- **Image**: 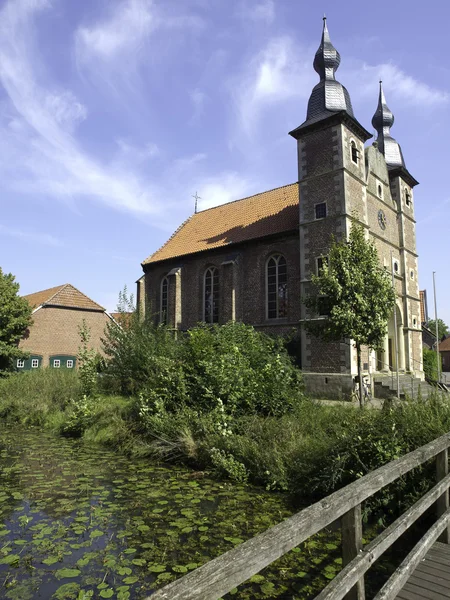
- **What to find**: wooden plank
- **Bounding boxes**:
[374,507,450,600]
[396,588,433,600]
[403,580,450,600]
[408,571,450,596]
[415,562,450,581]
[149,434,450,600]
[315,473,450,600]
[436,448,450,543]
[341,505,365,600]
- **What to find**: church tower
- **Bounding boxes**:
[289,19,422,398]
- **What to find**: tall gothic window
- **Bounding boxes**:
[204,267,219,323]
[160,276,168,324]
[266,255,287,319]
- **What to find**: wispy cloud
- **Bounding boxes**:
[236,0,275,24]
[189,88,207,122]
[197,172,253,210]
[231,36,314,135]
[0,224,62,246]
[343,61,450,107]
[75,0,156,65]
[0,0,162,216]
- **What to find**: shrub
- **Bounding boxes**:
[182,322,303,416]
[423,348,442,381]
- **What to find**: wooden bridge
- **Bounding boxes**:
[150,433,450,600]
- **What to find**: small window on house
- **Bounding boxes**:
[53,359,60,368]
[351,141,358,164]
[413,318,417,327]
[393,260,399,273]
[315,202,327,220]
[31,359,39,368]
[316,255,329,276]
[67,360,74,368]
[317,296,332,317]
[160,276,169,325]
[405,190,411,207]
[17,359,24,368]
[410,270,414,280]
[267,255,288,319]
[377,184,383,199]
[204,267,219,323]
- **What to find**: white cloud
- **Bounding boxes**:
[189,88,206,122]
[0,0,162,216]
[343,61,449,107]
[75,0,156,63]
[231,36,314,135]
[0,224,62,246]
[197,172,253,210]
[236,0,275,24]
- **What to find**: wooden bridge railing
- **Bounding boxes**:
[149,433,450,600]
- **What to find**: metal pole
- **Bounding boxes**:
[391,252,400,399]
[433,271,440,384]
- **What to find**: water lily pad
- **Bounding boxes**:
[43,556,59,565]
[117,567,132,575]
[99,590,114,598]
[172,565,188,573]
[148,564,166,573]
[249,574,265,583]
[122,576,139,584]
[55,568,81,579]
[0,554,20,565]
[123,548,136,554]
[90,530,104,538]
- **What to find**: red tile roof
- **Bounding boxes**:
[142,183,299,265]
[439,337,450,352]
[24,284,104,312]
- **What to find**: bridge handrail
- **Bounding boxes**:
[149,432,450,600]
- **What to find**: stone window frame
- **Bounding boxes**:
[31,358,39,368]
[377,182,383,200]
[17,359,24,368]
[316,255,329,276]
[404,188,412,208]
[350,139,359,165]
[203,266,219,324]
[160,276,169,325]
[392,259,400,274]
[266,254,288,320]
[314,201,327,220]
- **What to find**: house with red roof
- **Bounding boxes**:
[18,284,112,370]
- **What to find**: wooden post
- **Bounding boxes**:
[341,505,365,600]
[436,448,450,543]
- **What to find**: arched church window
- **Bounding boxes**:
[405,189,411,207]
[351,141,358,164]
[266,255,287,319]
[204,267,219,323]
[160,276,168,324]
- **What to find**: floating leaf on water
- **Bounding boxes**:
[14,539,27,545]
[117,567,132,576]
[43,556,59,565]
[326,543,338,550]
[90,530,104,538]
[181,527,193,534]
[249,574,265,583]
[122,576,139,584]
[198,526,208,532]
[140,543,153,549]
[172,565,188,573]
[132,558,146,566]
[224,537,244,545]
[123,548,136,554]
[97,583,108,590]
[148,564,166,573]
[55,568,81,579]
[156,572,173,583]
[0,554,20,565]
[99,589,114,598]
[260,582,275,594]
[297,572,307,578]
[137,525,150,532]
[186,563,197,570]
[0,529,11,537]
[324,572,336,580]
[51,582,81,599]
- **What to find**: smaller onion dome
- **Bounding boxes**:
[372,81,406,169]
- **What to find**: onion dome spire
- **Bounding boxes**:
[305,17,354,122]
[372,81,406,168]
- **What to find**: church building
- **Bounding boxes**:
[139,19,423,399]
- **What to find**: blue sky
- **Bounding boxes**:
[1,0,449,325]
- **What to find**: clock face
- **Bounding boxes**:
[378,209,387,230]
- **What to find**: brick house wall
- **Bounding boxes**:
[143,230,301,339]
[19,306,111,367]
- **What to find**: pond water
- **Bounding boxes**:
[0,427,342,600]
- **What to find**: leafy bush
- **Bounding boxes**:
[423,348,441,381]
[182,322,303,416]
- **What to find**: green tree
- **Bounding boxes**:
[77,320,98,397]
[305,223,396,407]
[427,318,449,341]
[0,268,33,375]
